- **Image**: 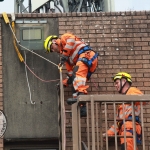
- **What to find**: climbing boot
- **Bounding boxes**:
[79,103,87,117]
[66,92,87,117]
[66,92,84,105]
[66,97,77,105]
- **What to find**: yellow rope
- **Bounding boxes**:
[2,12,24,62]
[12,22,24,62]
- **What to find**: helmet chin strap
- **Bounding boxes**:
[119,79,128,94]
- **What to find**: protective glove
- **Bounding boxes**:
[59,56,68,67]
[63,78,69,87]
[66,73,73,85]
[63,74,73,87]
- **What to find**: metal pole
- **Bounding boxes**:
[104,103,108,150]
[113,102,118,150]
[60,70,66,150]
[140,102,145,150]
[91,96,95,150]
[29,0,32,13]
[131,102,137,150]
[72,103,79,150]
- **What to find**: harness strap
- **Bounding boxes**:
[77,46,98,80]
[88,52,99,66]
[118,116,142,144]
[78,52,99,68]
[78,52,98,80]
[78,45,92,55]
[126,129,142,144]
[128,115,141,123]
[118,116,140,128]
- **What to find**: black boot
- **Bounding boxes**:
[66,97,77,105]
[79,104,87,117]
[66,92,87,117]
[66,92,84,105]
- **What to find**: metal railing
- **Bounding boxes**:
[71,94,150,150]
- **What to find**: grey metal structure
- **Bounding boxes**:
[14,0,110,13]
[14,0,29,13]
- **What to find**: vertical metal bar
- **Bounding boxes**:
[91,95,95,150]
[104,103,108,150]
[140,102,145,150]
[60,71,66,150]
[78,103,82,150]
[77,0,84,12]
[58,91,61,150]
[72,103,79,150]
[87,102,90,150]
[113,102,118,150]
[99,102,103,150]
[122,102,127,150]
[96,102,100,150]
[29,0,32,13]
[131,102,137,150]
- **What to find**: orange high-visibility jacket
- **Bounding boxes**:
[56,33,98,95]
[56,33,87,75]
[107,87,143,135]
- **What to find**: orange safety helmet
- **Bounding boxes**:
[44,35,58,53]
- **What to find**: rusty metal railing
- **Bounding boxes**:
[58,71,66,150]
[71,94,150,150]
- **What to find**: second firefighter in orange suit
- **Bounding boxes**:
[106,72,145,150]
[44,33,98,116]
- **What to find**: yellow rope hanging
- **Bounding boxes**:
[2,12,24,62]
[12,22,24,62]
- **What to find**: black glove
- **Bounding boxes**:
[59,56,68,67]
[66,73,73,85]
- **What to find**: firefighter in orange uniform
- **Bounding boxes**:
[44,33,98,116]
[107,72,143,150]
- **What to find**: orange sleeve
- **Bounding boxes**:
[61,34,75,57]
[65,61,74,73]
[126,87,147,105]
[107,124,119,135]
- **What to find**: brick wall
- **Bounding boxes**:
[57,11,150,149]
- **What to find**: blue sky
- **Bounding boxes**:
[0,0,150,13]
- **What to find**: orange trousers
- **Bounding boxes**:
[73,51,98,94]
[120,121,141,150]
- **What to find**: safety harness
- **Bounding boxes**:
[118,115,142,144]
[77,45,99,80]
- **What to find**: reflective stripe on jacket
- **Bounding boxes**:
[56,33,86,65]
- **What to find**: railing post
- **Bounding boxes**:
[113,102,118,150]
[60,70,66,150]
[140,102,145,150]
[91,95,96,150]
[99,102,103,150]
[131,102,137,150]
[72,102,79,150]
